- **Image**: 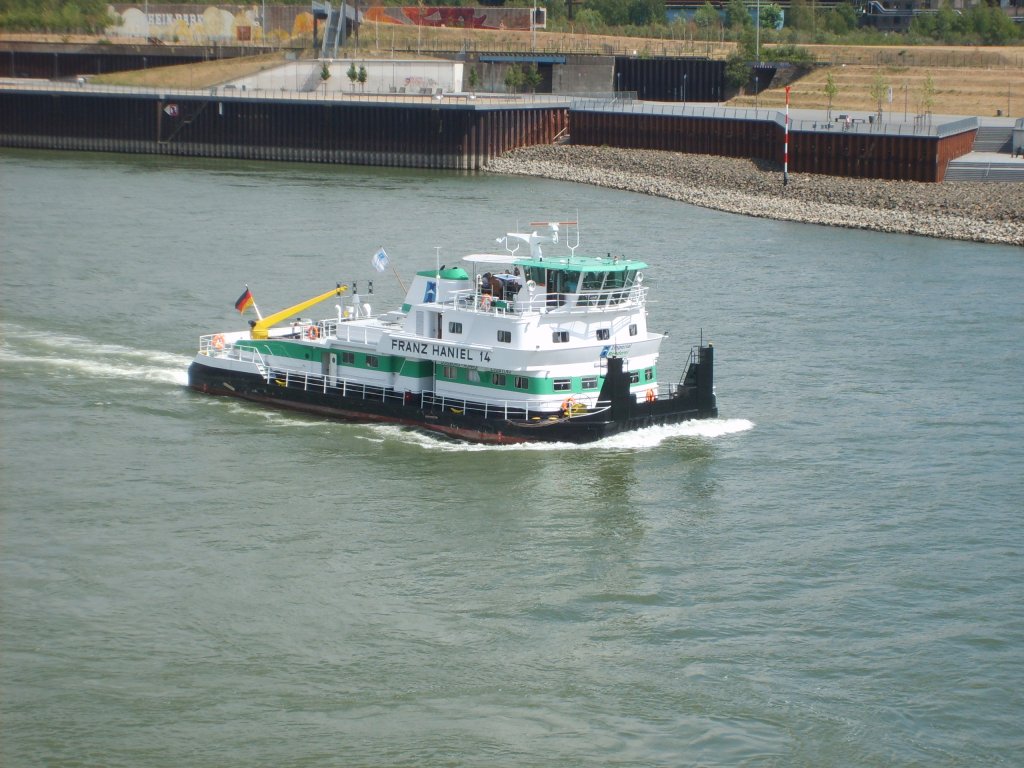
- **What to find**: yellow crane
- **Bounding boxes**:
[249,284,347,340]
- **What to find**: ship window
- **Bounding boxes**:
[492,373,507,386]
[341,351,355,364]
[629,324,638,336]
[514,376,529,390]
[596,328,610,340]
[629,371,640,384]
[645,368,654,381]
[497,330,512,343]
[553,378,571,391]
[552,330,569,343]
[442,365,456,379]
[448,321,463,334]
[582,376,598,390]
[366,355,379,368]
[468,370,481,383]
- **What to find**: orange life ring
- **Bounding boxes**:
[306,325,321,340]
[645,388,656,403]
[211,334,225,351]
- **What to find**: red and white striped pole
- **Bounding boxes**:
[784,85,790,187]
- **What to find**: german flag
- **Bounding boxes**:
[234,287,254,314]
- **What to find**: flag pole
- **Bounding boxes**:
[391,262,407,293]
[249,285,264,320]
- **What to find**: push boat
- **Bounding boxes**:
[187,221,718,444]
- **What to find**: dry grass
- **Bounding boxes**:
[89,52,288,89]
[736,43,1024,117]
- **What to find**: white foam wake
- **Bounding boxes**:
[0,323,191,386]
[362,418,754,452]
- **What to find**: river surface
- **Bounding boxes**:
[1,149,1022,767]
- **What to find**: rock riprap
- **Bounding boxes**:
[486,146,1023,247]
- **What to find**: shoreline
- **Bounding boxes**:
[486,146,1024,247]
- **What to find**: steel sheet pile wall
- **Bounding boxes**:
[0,90,568,170]
[614,57,726,103]
[572,111,776,160]
[0,50,204,78]
[572,109,965,182]
[789,128,962,182]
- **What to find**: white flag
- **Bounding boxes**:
[371,248,389,273]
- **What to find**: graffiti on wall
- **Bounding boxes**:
[106,4,541,43]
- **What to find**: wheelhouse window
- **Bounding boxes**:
[366,355,380,369]
[341,351,355,364]
[492,373,507,386]
[629,324,638,336]
[442,365,457,379]
[468,370,481,383]
[645,368,654,381]
[629,371,640,384]
[582,376,598,390]
[552,330,569,343]
[497,330,512,343]
[596,328,610,341]
[553,378,572,391]
[448,321,463,334]
[514,376,529,390]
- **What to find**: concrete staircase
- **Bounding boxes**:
[944,160,1024,182]
[972,126,1013,153]
[944,124,1024,182]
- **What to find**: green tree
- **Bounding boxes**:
[627,0,667,26]
[346,61,357,90]
[920,72,936,116]
[694,1,720,52]
[725,52,750,90]
[869,70,889,122]
[467,65,480,93]
[760,3,783,30]
[321,61,332,94]
[357,64,367,91]
[823,2,858,35]
[785,0,814,32]
[584,0,628,26]
[573,7,605,32]
[725,0,752,30]
[504,64,525,94]
[523,62,543,92]
[966,3,1020,44]
[824,71,838,120]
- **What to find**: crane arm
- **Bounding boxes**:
[250,284,347,339]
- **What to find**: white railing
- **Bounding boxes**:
[444,285,646,315]
[262,363,615,421]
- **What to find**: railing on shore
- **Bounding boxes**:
[571,97,977,138]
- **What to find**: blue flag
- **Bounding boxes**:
[371,248,389,273]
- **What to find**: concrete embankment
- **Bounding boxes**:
[487,145,1024,246]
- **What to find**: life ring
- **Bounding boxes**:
[211,334,225,351]
[305,325,321,340]
[645,388,656,403]
[561,397,584,417]
[480,294,492,311]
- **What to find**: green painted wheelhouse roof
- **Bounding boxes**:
[515,255,648,272]
[416,267,470,279]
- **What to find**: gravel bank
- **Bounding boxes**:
[486,146,1024,247]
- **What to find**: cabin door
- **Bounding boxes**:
[322,352,337,385]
